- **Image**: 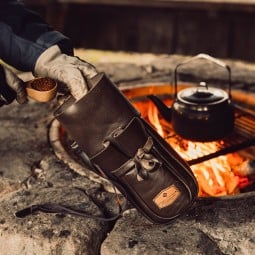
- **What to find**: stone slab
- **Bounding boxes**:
[101,195,255,255]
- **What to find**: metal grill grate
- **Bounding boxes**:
[181,107,255,165]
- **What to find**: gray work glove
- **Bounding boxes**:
[0,64,27,107]
[34,45,98,100]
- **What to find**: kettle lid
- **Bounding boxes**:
[177,82,228,104]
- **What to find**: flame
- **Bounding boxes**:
[132,99,249,197]
[147,101,164,137]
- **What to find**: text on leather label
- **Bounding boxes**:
[153,185,181,209]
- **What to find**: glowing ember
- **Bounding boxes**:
[132,99,250,197]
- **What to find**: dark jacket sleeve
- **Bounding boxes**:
[0,1,73,71]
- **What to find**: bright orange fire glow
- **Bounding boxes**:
[132,99,249,197]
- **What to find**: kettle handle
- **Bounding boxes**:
[174,53,232,99]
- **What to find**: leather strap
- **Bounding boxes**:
[15,185,127,222]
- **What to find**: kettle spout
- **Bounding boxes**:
[147,95,172,122]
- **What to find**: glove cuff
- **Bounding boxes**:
[0,65,16,106]
[34,45,62,77]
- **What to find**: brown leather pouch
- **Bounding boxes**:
[55,73,198,224]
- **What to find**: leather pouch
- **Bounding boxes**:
[55,73,198,224]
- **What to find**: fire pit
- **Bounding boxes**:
[49,82,255,198]
[125,84,255,197]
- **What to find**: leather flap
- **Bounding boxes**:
[55,73,139,157]
[91,117,148,171]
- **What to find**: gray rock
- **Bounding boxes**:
[0,184,109,255]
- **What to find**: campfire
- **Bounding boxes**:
[123,85,255,198]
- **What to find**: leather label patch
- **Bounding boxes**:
[153,185,181,209]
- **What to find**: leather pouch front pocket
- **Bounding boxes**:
[91,117,148,171]
[91,117,198,223]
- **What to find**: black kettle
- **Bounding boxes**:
[148,53,235,142]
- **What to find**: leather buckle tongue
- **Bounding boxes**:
[111,136,162,182]
[134,137,162,181]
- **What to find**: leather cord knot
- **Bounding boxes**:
[134,137,162,181]
[103,135,162,181]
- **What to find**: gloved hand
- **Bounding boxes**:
[0,64,27,107]
[34,45,98,100]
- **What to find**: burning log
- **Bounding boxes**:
[234,160,255,177]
